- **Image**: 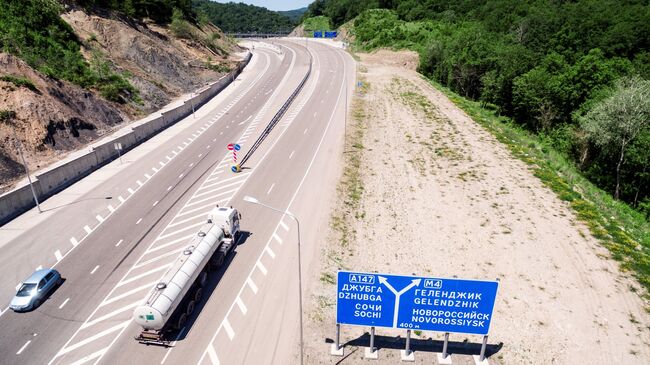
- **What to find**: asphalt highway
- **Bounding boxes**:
[0,38,354,365]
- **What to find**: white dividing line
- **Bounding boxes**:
[145,173,151,179]
[96,215,104,223]
[178,173,184,179]
[90,265,99,275]
[222,319,235,340]
[246,278,258,294]
[16,340,31,355]
[272,233,283,245]
[107,205,115,213]
[127,188,135,194]
[55,250,63,262]
[84,226,92,234]
[238,115,252,125]
[153,200,159,207]
[256,261,268,275]
[303,128,308,134]
[267,183,275,195]
[70,237,79,247]
[235,297,248,315]
[265,246,276,259]
[167,186,173,191]
[279,221,289,231]
[59,298,70,309]
[118,196,125,203]
[136,218,142,225]
[160,326,186,365]
[115,239,123,247]
[289,150,295,159]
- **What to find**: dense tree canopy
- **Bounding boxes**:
[192,0,295,33]
[74,0,194,23]
[305,0,650,208]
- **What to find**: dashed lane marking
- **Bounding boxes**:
[279,221,289,231]
[289,150,294,159]
[222,319,235,340]
[153,201,159,207]
[107,205,115,213]
[90,266,99,275]
[115,239,123,247]
[267,183,275,195]
[265,246,276,259]
[84,226,92,234]
[235,297,247,315]
[59,298,70,309]
[70,237,79,247]
[127,188,135,194]
[16,340,31,355]
[246,278,258,294]
[256,261,268,275]
[55,250,63,262]
[272,233,283,244]
[136,218,142,225]
[96,215,104,223]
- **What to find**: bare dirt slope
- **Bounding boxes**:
[304,49,650,364]
[0,7,239,192]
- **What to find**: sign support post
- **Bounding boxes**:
[331,324,343,356]
[364,327,378,359]
[437,332,452,364]
[400,329,414,361]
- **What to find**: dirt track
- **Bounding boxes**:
[303,49,650,365]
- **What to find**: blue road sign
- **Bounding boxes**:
[313,31,323,38]
[324,31,338,38]
[336,271,498,335]
[234,143,241,151]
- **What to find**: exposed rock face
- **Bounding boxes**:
[0,8,239,192]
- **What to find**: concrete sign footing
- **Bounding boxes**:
[330,344,344,356]
[364,347,378,359]
[472,355,489,365]
[400,350,415,362]
[437,353,453,364]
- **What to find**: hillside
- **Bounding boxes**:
[0,0,239,191]
[192,0,295,33]
[277,7,307,23]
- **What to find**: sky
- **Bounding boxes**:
[210,0,312,11]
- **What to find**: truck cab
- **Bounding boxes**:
[208,206,241,242]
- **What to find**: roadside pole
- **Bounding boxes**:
[13,130,41,213]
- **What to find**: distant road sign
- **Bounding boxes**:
[234,144,241,151]
[336,271,498,335]
[324,31,337,38]
[227,143,234,150]
[313,31,323,38]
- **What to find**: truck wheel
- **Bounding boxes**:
[176,313,187,329]
[198,271,208,287]
[194,288,203,302]
[186,301,195,315]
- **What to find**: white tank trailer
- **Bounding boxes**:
[133,206,241,345]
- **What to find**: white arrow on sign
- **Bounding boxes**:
[378,276,421,327]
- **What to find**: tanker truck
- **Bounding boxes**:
[133,205,241,345]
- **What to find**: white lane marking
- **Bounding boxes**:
[145,173,151,179]
[70,237,79,247]
[303,128,308,134]
[213,138,216,142]
[272,233,283,244]
[152,167,158,172]
[176,202,222,218]
[117,264,172,288]
[134,246,187,269]
[84,226,92,234]
[55,250,63,261]
[55,321,130,356]
[246,278,258,294]
[222,319,235,340]
[313,112,317,117]
[159,161,165,167]
[68,348,105,365]
[107,205,115,213]
[178,173,184,179]
[127,188,135,194]
[160,326,186,364]
[279,221,289,231]
[198,154,203,158]
[207,145,210,149]
[235,297,248,315]
[256,260,268,275]
[15,283,21,291]
[153,200,159,207]
[238,115,252,125]
[118,196,125,203]
[265,246,276,259]
[220,132,223,135]
[136,180,143,187]
[206,344,220,365]
[115,239,123,247]
[59,298,70,309]
[167,186,172,191]
[80,302,140,330]
[157,221,205,240]
[96,215,104,223]
[136,218,142,225]
[267,183,275,195]
[166,212,210,229]
[100,281,157,307]
[90,266,99,275]
[166,156,172,161]
[36,265,43,271]
[189,163,194,167]
[289,150,295,159]
[16,340,31,355]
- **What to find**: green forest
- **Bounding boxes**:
[192,0,296,33]
[74,0,194,23]
[306,0,649,215]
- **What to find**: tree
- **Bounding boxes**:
[579,76,650,199]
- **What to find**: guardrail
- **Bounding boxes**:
[238,49,312,168]
[0,53,252,226]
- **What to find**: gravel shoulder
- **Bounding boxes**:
[303,49,650,365]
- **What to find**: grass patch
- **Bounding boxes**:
[0,75,38,92]
[426,77,650,302]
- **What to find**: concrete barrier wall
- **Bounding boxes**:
[0,52,252,226]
